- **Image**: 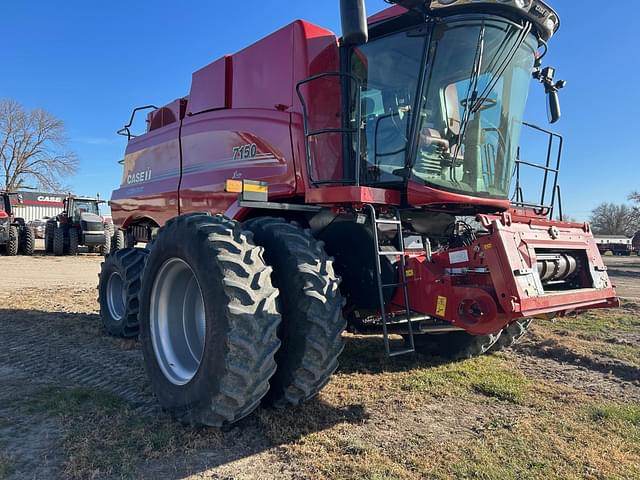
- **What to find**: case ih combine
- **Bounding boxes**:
[101,0,619,427]
[0,192,34,256]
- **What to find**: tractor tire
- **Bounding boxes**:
[99,248,149,338]
[6,225,19,256]
[138,213,281,427]
[488,319,533,353]
[19,226,35,256]
[68,228,79,256]
[45,224,54,253]
[111,229,125,253]
[244,217,346,408]
[410,330,502,361]
[53,226,65,256]
[99,230,112,256]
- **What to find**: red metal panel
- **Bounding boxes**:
[188,56,231,114]
[231,25,295,110]
[110,124,181,228]
[407,179,511,212]
[179,109,297,217]
[396,214,618,335]
[368,5,408,25]
[305,186,401,205]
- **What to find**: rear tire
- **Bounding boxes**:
[53,226,65,256]
[7,225,19,256]
[139,213,281,427]
[68,228,79,256]
[45,224,54,253]
[99,248,149,338]
[245,217,346,408]
[20,227,35,256]
[111,229,125,253]
[99,230,112,256]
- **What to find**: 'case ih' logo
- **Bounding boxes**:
[37,195,62,203]
[127,169,152,185]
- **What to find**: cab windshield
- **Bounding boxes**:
[351,17,537,198]
[72,200,100,217]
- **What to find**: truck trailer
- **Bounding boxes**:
[100,0,619,427]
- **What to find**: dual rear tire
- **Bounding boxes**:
[139,214,283,426]
[101,214,347,427]
[99,248,149,338]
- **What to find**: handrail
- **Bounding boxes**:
[512,121,564,219]
[296,72,363,187]
[117,105,159,141]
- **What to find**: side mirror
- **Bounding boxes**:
[534,66,566,124]
[340,0,368,46]
[547,89,561,124]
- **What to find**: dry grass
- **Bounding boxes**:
[18,386,218,479]
[3,283,639,479]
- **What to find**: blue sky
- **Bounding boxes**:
[1,1,637,220]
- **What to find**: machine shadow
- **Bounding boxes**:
[337,334,451,375]
[0,307,369,477]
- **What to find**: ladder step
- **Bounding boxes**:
[378,251,405,256]
[388,348,415,357]
[381,282,406,288]
[375,219,402,225]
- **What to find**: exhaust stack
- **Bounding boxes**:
[340,0,368,46]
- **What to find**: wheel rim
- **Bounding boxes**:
[106,271,126,322]
[150,258,206,386]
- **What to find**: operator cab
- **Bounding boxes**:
[303,0,563,212]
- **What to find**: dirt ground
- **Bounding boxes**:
[0,252,638,479]
[602,254,640,301]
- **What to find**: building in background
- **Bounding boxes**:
[633,232,640,254]
[11,191,65,222]
[594,235,633,256]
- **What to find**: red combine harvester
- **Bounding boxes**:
[101,0,619,426]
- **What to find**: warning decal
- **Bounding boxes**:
[436,296,447,317]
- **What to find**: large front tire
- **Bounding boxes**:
[411,330,502,360]
[19,226,35,256]
[489,319,533,352]
[139,214,281,427]
[245,218,346,408]
[99,248,149,338]
[45,224,54,253]
[99,230,112,256]
[53,226,65,256]
[7,225,19,256]
[68,228,79,255]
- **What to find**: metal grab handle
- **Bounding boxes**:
[117,105,159,141]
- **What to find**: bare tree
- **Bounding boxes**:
[630,192,640,235]
[590,203,638,236]
[0,98,78,192]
